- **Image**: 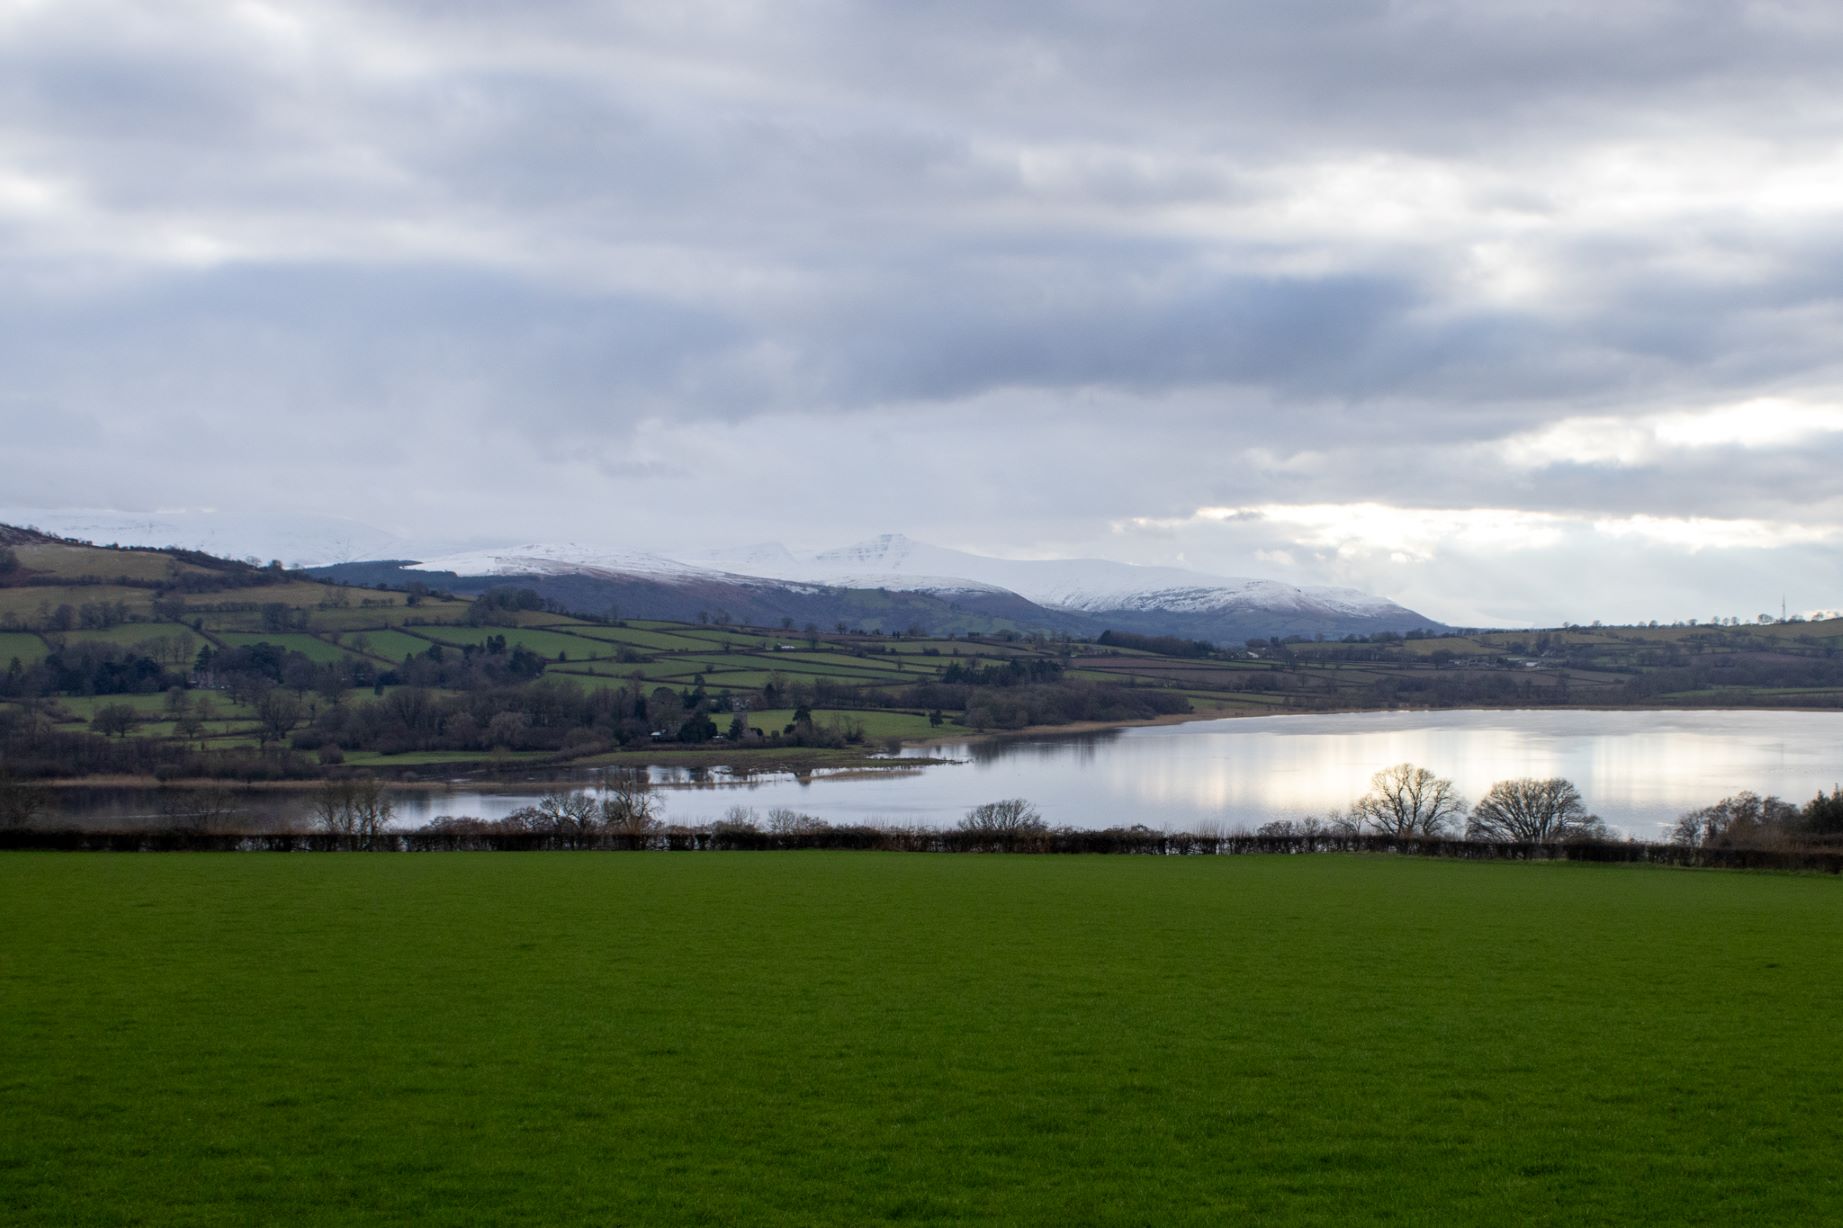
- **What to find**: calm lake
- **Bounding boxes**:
[46,708,1843,839]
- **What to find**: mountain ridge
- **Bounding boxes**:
[712,532,1410,620]
[0,508,1441,641]
[382,532,1441,643]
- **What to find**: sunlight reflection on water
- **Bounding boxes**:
[397,708,1843,840]
[48,709,1843,840]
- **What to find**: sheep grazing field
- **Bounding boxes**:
[4,854,1839,1225]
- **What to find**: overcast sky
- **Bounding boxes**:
[5,1,1843,625]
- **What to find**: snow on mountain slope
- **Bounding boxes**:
[15,510,1433,634]
[797,571,1012,595]
[697,539,1010,595]
[753,533,1412,619]
[411,540,1008,598]
[698,542,803,574]
[409,544,706,581]
[405,543,817,590]
[353,531,1433,632]
[405,531,1409,618]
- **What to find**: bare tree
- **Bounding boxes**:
[959,798,1046,834]
[1255,816,1322,837]
[1670,792,1797,848]
[0,773,47,828]
[314,670,347,710]
[311,778,395,848]
[599,769,663,838]
[534,789,602,847]
[158,789,237,837]
[89,703,138,739]
[1319,808,1363,838]
[1467,778,1606,843]
[766,807,826,835]
[716,805,760,833]
[255,690,303,748]
[174,696,208,745]
[1352,764,1466,838]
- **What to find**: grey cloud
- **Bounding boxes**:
[0,264,747,427]
[750,2,1843,158]
[5,0,1843,624]
[809,256,1423,404]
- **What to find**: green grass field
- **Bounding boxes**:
[658,627,780,649]
[338,749,553,767]
[11,543,209,582]
[215,632,364,665]
[567,625,733,653]
[0,583,151,620]
[300,603,458,633]
[50,692,252,720]
[338,628,443,663]
[645,667,790,687]
[20,530,1843,779]
[3,855,1839,1226]
[746,707,940,737]
[410,625,622,660]
[0,630,48,665]
[44,622,200,652]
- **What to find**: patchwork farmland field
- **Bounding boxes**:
[3,855,1840,1226]
[14,530,1843,781]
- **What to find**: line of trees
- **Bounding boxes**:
[310,778,396,849]
[1254,762,1842,852]
[1096,630,1217,658]
[1669,788,1843,848]
[5,641,187,697]
[1,653,1197,778]
[7,772,1843,873]
[1258,764,1607,843]
[10,810,1841,872]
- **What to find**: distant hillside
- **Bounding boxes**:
[317,533,1443,644]
[0,507,410,567]
[0,525,1196,782]
[2,511,1444,642]
[309,558,1090,639]
[9,522,1843,789]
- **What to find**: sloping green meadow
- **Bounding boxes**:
[2,855,1840,1225]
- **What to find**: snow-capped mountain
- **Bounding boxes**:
[702,539,1011,597]
[347,532,1439,642]
[407,543,775,587]
[704,533,1412,622]
[321,537,1067,637]
[20,508,1437,640]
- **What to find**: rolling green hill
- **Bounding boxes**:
[6,525,1843,782]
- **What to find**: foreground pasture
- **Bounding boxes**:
[2,855,1839,1225]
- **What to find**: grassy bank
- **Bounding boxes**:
[3,855,1840,1224]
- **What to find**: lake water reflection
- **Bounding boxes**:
[41,709,1843,839]
[385,708,1843,840]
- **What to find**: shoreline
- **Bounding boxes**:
[27,702,1843,791]
[906,698,1843,749]
[901,705,1245,748]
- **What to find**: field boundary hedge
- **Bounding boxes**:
[4,826,1841,871]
